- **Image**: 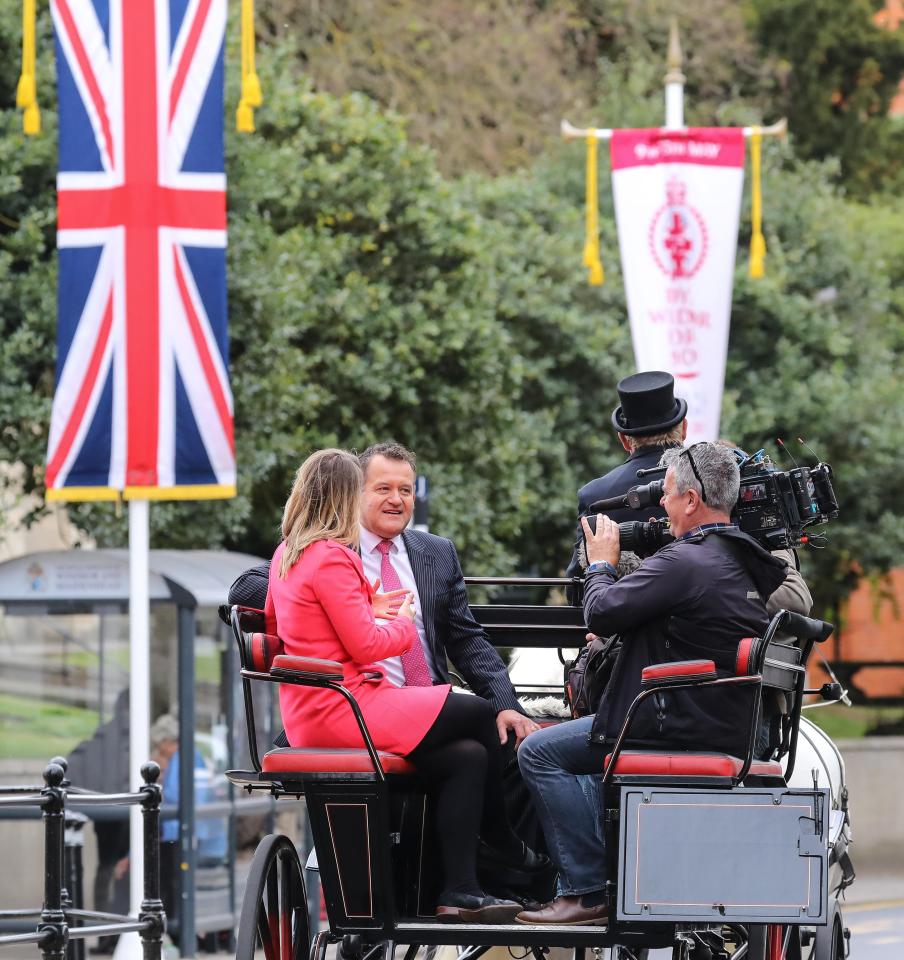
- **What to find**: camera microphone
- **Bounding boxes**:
[776,437,800,468]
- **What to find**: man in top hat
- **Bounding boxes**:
[565,371,687,581]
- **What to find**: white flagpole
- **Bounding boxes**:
[664,17,685,130]
[114,498,150,960]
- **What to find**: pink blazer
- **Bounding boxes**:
[266,539,449,756]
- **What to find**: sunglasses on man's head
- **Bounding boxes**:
[678,442,708,503]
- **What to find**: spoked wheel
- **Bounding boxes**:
[237,834,310,960]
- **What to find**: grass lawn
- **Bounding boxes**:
[804,704,904,740]
[0,693,99,760]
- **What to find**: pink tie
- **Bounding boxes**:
[376,539,433,686]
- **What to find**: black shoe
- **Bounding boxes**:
[435,891,523,924]
[477,840,551,875]
[487,888,544,913]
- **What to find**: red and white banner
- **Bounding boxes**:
[611,128,745,443]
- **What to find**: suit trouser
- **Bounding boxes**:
[517,716,606,896]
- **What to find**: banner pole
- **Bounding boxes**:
[664,17,685,130]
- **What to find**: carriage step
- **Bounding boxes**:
[390,922,672,949]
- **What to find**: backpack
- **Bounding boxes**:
[564,635,622,719]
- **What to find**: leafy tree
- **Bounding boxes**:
[1,5,903,626]
[752,0,904,196]
[0,0,58,541]
[264,0,596,177]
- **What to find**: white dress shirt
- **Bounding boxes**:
[359,525,438,686]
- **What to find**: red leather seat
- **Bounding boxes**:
[604,750,783,778]
[261,747,416,776]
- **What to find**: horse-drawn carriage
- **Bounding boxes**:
[223,576,854,960]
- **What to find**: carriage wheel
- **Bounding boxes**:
[236,834,310,960]
[811,902,846,960]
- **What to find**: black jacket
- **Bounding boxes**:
[565,446,671,580]
[584,526,789,754]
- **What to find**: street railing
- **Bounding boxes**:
[0,758,165,960]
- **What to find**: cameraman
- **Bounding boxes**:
[515,442,790,926]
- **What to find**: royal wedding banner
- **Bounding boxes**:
[611,128,745,443]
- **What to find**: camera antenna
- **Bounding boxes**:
[797,436,822,463]
[775,437,799,468]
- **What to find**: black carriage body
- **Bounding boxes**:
[303,777,444,935]
[616,786,830,924]
[225,585,848,960]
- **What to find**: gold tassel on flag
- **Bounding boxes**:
[236,0,262,133]
[582,135,604,286]
[17,0,41,135]
[749,126,766,278]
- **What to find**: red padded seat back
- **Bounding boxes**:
[246,631,285,672]
[736,637,755,676]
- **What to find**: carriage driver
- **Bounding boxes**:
[515,442,791,925]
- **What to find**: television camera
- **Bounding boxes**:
[586,449,838,556]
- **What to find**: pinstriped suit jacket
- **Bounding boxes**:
[227,531,522,716]
[401,529,522,715]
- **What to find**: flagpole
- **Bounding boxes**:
[664,17,685,130]
[114,499,150,960]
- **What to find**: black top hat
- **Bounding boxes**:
[611,371,688,436]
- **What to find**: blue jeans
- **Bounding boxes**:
[518,717,606,896]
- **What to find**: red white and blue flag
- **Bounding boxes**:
[46,0,234,501]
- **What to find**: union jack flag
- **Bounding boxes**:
[46,0,234,502]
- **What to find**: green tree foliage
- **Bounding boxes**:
[266,0,904,196]
[0,0,58,540]
[264,0,597,177]
[752,0,904,196]
[1,4,903,620]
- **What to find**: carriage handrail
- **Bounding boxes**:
[601,674,765,786]
[239,668,390,783]
[601,608,836,786]
[228,606,391,782]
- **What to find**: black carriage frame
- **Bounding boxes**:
[224,577,847,960]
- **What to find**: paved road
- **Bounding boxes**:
[845,899,904,959]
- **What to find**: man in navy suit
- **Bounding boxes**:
[565,371,688,582]
[228,441,538,747]
[356,441,537,746]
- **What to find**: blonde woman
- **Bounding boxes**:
[266,449,536,923]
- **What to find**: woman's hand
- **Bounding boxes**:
[371,580,411,620]
[398,594,417,622]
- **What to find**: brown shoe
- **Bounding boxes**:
[515,894,608,926]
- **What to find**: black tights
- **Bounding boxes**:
[407,693,522,896]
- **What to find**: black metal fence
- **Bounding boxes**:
[0,758,165,960]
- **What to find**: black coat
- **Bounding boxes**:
[584,526,789,754]
[565,446,671,580]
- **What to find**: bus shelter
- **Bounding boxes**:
[0,549,284,955]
